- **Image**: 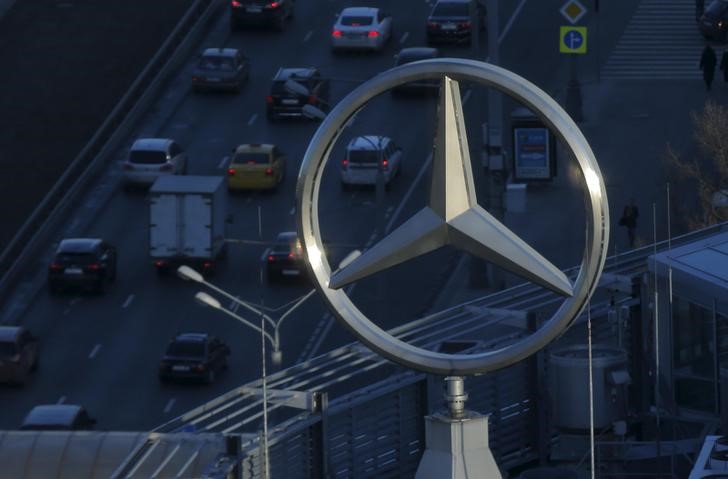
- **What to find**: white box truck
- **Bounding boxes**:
[149,175,227,274]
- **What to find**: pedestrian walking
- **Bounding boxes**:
[720,50,728,82]
[700,44,717,90]
[619,198,639,248]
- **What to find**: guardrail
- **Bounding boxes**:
[0,0,225,304]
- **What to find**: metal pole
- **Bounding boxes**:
[652,202,661,466]
[258,203,270,479]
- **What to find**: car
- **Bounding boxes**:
[700,0,728,41]
[19,405,96,431]
[426,0,483,45]
[159,333,230,384]
[266,232,306,280]
[230,0,294,31]
[192,48,250,93]
[266,68,330,121]
[227,144,287,192]
[331,7,393,52]
[48,238,117,294]
[340,136,402,190]
[0,326,38,386]
[122,138,188,190]
[392,47,440,94]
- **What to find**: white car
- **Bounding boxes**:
[340,136,402,190]
[331,7,392,52]
[122,138,188,190]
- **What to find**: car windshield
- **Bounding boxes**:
[56,252,95,264]
[340,15,374,26]
[198,55,235,71]
[273,237,301,254]
[129,150,167,164]
[432,2,469,16]
[348,150,381,163]
[166,341,205,357]
[233,152,269,164]
[0,342,18,359]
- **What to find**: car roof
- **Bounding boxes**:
[130,138,172,152]
[273,68,317,81]
[348,135,390,150]
[398,47,439,60]
[173,333,209,343]
[340,7,378,16]
[57,238,102,253]
[201,47,239,57]
[276,231,297,242]
[0,326,23,342]
[22,405,83,427]
[233,144,275,154]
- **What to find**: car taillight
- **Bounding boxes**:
[49,263,63,271]
[231,0,242,7]
[332,30,342,38]
[307,95,317,104]
[266,95,273,104]
[458,21,471,29]
[122,163,134,171]
[159,163,174,171]
[228,168,236,176]
[194,364,205,372]
[427,22,439,29]
[342,159,348,168]
[265,167,274,175]
[192,76,200,82]
[154,260,166,268]
[288,252,296,259]
[267,255,275,262]
[202,261,212,269]
[381,159,389,168]
[265,1,280,8]
[85,263,101,271]
[368,31,379,38]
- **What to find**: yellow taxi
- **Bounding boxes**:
[227,144,287,191]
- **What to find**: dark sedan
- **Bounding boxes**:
[426,0,480,45]
[159,333,230,384]
[47,238,117,294]
[265,231,306,281]
[192,48,250,93]
[700,0,728,41]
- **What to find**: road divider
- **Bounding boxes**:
[163,398,176,414]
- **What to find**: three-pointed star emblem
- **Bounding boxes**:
[329,76,573,298]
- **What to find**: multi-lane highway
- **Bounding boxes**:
[0,0,646,432]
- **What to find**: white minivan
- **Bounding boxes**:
[340,136,402,190]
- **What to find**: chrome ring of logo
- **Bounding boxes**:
[296,58,609,376]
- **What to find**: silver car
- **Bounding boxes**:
[331,7,392,52]
[340,136,402,190]
[122,138,187,190]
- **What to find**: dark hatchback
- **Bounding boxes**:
[427,0,475,44]
[159,333,230,384]
[700,0,728,41]
[266,232,306,281]
[266,68,330,121]
[192,48,250,93]
[393,47,440,94]
[48,238,117,294]
[20,405,96,431]
[230,0,294,31]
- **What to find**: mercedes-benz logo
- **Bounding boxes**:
[297,59,609,376]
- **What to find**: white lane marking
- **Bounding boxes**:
[399,32,409,44]
[88,344,101,359]
[122,294,135,309]
[57,396,66,405]
[164,398,176,414]
[499,0,527,45]
[247,113,258,126]
[462,89,472,105]
[218,156,229,169]
[386,152,432,234]
[289,207,296,215]
[69,297,81,306]
[304,31,313,42]
[384,206,394,219]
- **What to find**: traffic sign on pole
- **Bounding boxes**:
[560,26,587,54]
[560,0,587,24]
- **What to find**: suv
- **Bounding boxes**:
[0,326,38,385]
[426,0,484,45]
[122,138,188,190]
[341,136,402,190]
[265,232,305,280]
[266,68,330,121]
[20,405,96,431]
[48,238,117,294]
[192,48,250,93]
[230,0,294,31]
[159,333,230,384]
